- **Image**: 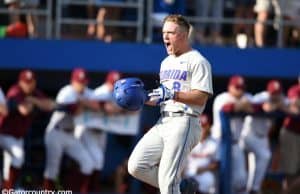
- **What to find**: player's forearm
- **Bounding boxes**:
[39,99,56,111]
[29,98,56,112]
[174,90,209,106]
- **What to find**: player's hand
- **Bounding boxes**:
[18,102,33,116]
[148,85,175,105]
[235,97,253,113]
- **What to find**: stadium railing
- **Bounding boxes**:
[55,0,144,41]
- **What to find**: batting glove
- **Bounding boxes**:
[148,85,175,105]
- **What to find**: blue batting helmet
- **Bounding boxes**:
[113,77,147,111]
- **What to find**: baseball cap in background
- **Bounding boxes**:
[267,80,282,95]
[228,75,245,89]
[18,69,36,83]
[287,85,300,99]
[106,71,122,85]
[71,68,89,84]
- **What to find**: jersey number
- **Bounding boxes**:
[172,81,181,92]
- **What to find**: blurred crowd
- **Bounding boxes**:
[0,68,299,194]
[0,0,300,47]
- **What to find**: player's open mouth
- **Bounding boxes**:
[165,42,171,48]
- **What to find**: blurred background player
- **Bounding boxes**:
[211,75,253,194]
[0,69,54,189]
[93,71,142,194]
[74,70,123,192]
[185,114,219,194]
[43,68,100,193]
[280,83,300,193]
[240,80,287,194]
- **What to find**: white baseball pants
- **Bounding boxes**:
[43,129,94,179]
[0,135,24,180]
[128,116,201,194]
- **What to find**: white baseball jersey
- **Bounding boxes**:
[0,88,6,104]
[242,91,272,137]
[243,91,288,137]
[94,83,113,101]
[211,92,252,141]
[160,49,213,115]
[186,136,218,177]
[185,136,218,193]
[46,85,95,133]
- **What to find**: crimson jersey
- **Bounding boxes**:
[0,84,46,138]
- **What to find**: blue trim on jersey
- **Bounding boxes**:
[172,118,191,194]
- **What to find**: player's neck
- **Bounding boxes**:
[174,46,192,57]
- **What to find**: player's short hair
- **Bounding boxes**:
[163,14,191,33]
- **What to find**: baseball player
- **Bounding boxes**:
[74,70,123,192]
[43,68,100,193]
[185,114,219,194]
[240,80,287,194]
[0,69,55,189]
[211,75,253,194]
[127,15,213,194]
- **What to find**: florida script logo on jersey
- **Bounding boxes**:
[160,68,190,92]
[160,69,188,81]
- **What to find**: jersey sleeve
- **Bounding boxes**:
[6,86,23,102]
[94,85,112,101]
[84,88,99,100]
[56,87,78,104]
[251,92,269,104]
[191,59,213,95]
